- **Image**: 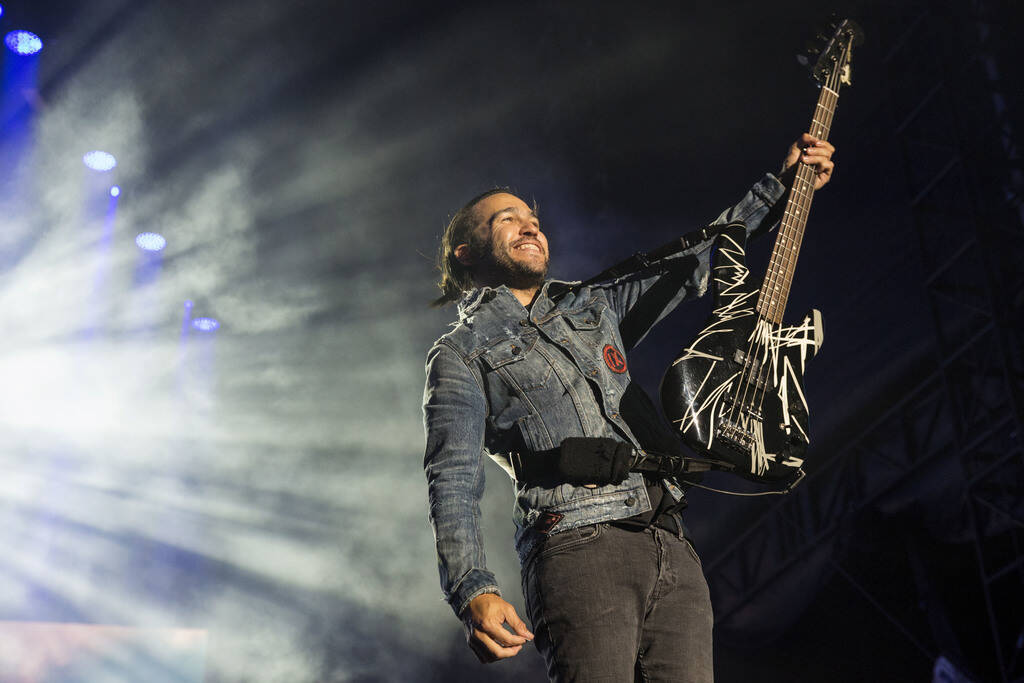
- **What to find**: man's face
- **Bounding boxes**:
[465,192,549,288]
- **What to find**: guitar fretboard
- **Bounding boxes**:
[756,81,841,324]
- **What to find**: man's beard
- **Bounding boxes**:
[471,237,548,290]
[492,248,548,289]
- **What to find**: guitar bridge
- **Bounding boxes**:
[718,420,756,454]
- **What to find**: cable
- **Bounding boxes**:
[683,470,804,497]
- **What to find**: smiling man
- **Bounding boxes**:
[423,135,835,681]
[452,193,549,307]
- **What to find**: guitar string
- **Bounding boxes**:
[722,169,810,443]
[723,87,832,435]
[748,69,840,417]
[749,87,836,412]
[757,48,845,327]
[749,43,846,417]
[723,247,764,430]
[721,46,846,470]
[718,36,846,439]
[760,75,839,325]
[724,84,835,431]
[747,43,847,427]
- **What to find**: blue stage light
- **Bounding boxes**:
[5,31,43,56]
[110,186,121,197]
[83,150,117,172]
[191,317,219,332]
[135,232,166,252]
[0,7,4,19]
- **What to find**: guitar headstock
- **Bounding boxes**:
[797,16,864,89]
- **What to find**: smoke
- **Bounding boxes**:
[0,1,559,680]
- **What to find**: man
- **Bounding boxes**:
[423,134,835,681]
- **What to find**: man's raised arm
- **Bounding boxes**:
[600,133,835,350]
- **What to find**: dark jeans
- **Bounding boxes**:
[521,522,713,682]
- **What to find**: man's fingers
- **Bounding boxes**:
[797,135,835,158]
[503,610,536,643]
[469,631,522,663]
[469,635,503,664]
[802,155,834,172]
[802,154,832,169]
[481,619,528,647]
[801,134,833,147]
[802,146,834,172]
[784,134,837,190]
[462,595,533,663]
[505,610,535,640]
[472,629,523,661]
[808,159,835,189]
[801,147,833,162]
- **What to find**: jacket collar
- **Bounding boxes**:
[457,284,524,322]
[456,279,581,323]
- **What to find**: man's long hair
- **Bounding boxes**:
[431,187,510,307]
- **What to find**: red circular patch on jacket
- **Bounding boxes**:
[603,345,627,373]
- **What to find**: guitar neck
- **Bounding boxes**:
[756,84,840,324]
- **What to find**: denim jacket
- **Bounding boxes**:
[422,174,786,616]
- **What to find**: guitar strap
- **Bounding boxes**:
[580,223,725,287]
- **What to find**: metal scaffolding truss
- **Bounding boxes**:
[705,2,1023,681]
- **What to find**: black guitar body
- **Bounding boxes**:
[660,224,823,484]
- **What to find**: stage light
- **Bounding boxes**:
[5,31,43,56]
[83,151,117,172]
[191,317,219,332]
[135,232,166,252]
[110,186,121,197]
[0,7,4,19]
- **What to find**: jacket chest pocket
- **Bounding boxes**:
[562,306,605,350]
[561,304,630,389]
[480,333,553,392]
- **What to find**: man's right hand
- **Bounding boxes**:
[462,593,535,663]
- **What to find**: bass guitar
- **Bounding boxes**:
[660,18,863,487]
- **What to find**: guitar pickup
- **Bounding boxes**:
[733,350,767,389]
